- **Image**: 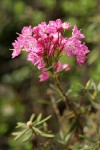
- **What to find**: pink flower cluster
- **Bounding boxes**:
[12,19,89,81]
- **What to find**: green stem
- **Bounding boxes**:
[53,75,84,133]
[31,128,39,148]
[53,76,78,116]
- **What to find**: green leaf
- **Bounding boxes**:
[36,113,42,122]
[79,135,96,143]
[30,114,35,122]
[13,128,29,141]
[12,132,20,136]
[32,127,42,134]
[97,82,100,91]
[35,115,51,126]
[32,127,54,138]
[85,80,91,90]
[65,133,72,143]
[40,132,55,138]
[59,131,64,140]
[22,130,33,142]
[16,122,26,128]
[56,98,62,103]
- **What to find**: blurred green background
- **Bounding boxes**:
[0,0,100,149]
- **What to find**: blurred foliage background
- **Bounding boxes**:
[0,0,100,149]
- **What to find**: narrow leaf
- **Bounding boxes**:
[85,80,91,90]
[30,114,35,122]
[32,127,42,134]
[14,128,29,141]
[12,132,21,136]
[59,131,64,140]
[35,115,51,126]
[16,122,26,128]
[36,113,42,122]
[40,132,55,138]
[22,130,33,142]
[79,135,96,143]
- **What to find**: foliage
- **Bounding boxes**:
[12,114,54,142]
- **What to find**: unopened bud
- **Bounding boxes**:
[27,121,32,128]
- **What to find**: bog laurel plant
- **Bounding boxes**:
[11,19,100,149]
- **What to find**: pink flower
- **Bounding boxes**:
[12,19,89,81]
[64,38,81,56]
[47,19,63,33]
[35,22,48,38]
[23,37,38,52]
[54,62,63,73]
[72,25,85,39]
[12,49,20,58]
[12,40,22,58]
[21,26,32,36]
[27,52,41,66]
[79,44,90,55]
[39,71,49,82]
[62,22,71,30]
[63,64,71,71]
[54,62,71,73]
[64,37,90,65]
[76,53,86,65]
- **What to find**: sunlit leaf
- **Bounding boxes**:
[40,132,55,138]
[22,130,33,142]
[16,122,26,128]
[32,127,42,134]
[29,114,35,122]
[13,128,28,141]
[35,115,51,126]
[36,113,42,122]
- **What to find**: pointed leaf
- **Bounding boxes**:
[85,80,91,90]
[59,131,64,140]
[35,115,51,126]
[36,113,42,122]
[12,132,21,136]
[22,130,33,142]
[32,127,42,134]
[40,132,55,138]
[79,135,96,143]
[30,114,35,122]
[65,133,72,143]
[14,128,29,141]
[16,122,26,128]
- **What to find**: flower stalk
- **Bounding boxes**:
[53,75,77,115]
[52,75,84,133]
